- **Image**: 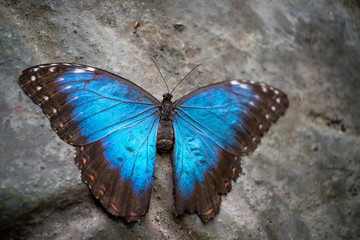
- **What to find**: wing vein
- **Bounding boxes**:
[175,109,235,152]
[67,107,158,140]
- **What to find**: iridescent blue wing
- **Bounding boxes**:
[172,80,289,221]
[19,63,160,221]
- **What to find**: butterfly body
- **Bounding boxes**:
[156,93,175,154]
[19,63,288,222]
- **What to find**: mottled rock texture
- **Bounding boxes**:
[0,0,359,239]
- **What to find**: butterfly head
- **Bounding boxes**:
[162,93,173,102]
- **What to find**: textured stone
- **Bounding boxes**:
[0,0,359,239]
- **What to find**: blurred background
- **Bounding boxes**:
[0,0,359,239]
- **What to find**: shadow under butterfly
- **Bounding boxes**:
[19,62,289,222]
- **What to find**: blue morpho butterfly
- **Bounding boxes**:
[19,62,288,222]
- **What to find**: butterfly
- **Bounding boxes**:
[19,63,289,222]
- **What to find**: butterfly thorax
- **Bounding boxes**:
[159,93,173,120]
[156,93,175,154]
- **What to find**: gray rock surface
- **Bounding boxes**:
[0,0,359,239]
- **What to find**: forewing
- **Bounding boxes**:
[171,80,289,221]
[19,63,160,221]
[19,63,160,145]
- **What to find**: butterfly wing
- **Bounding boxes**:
[171,80,289,221]
[19,63,160,221]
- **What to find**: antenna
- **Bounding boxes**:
[170,63,201,94]
[150,58,201,94]
[150,58,169,93]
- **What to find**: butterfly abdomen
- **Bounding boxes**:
[156,118,174,154]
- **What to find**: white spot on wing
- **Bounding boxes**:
[271,106,276,111]
[31,76,36,81]
[58,77,64,81]
[274,90,279,95]
[239,83,248,89]
[276,98,281,104]
[74,69,85,73]
[86,67,95,71]
[36,86,42,91]
[249,101,255,106]
[43,96,49,101]
[231,81,248,89]
[265,114,270,119]
[261,86,268,93]
[64,86,72,90]
[49,67,55,72]
[33,68,39,72]
[53,109,57,113]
